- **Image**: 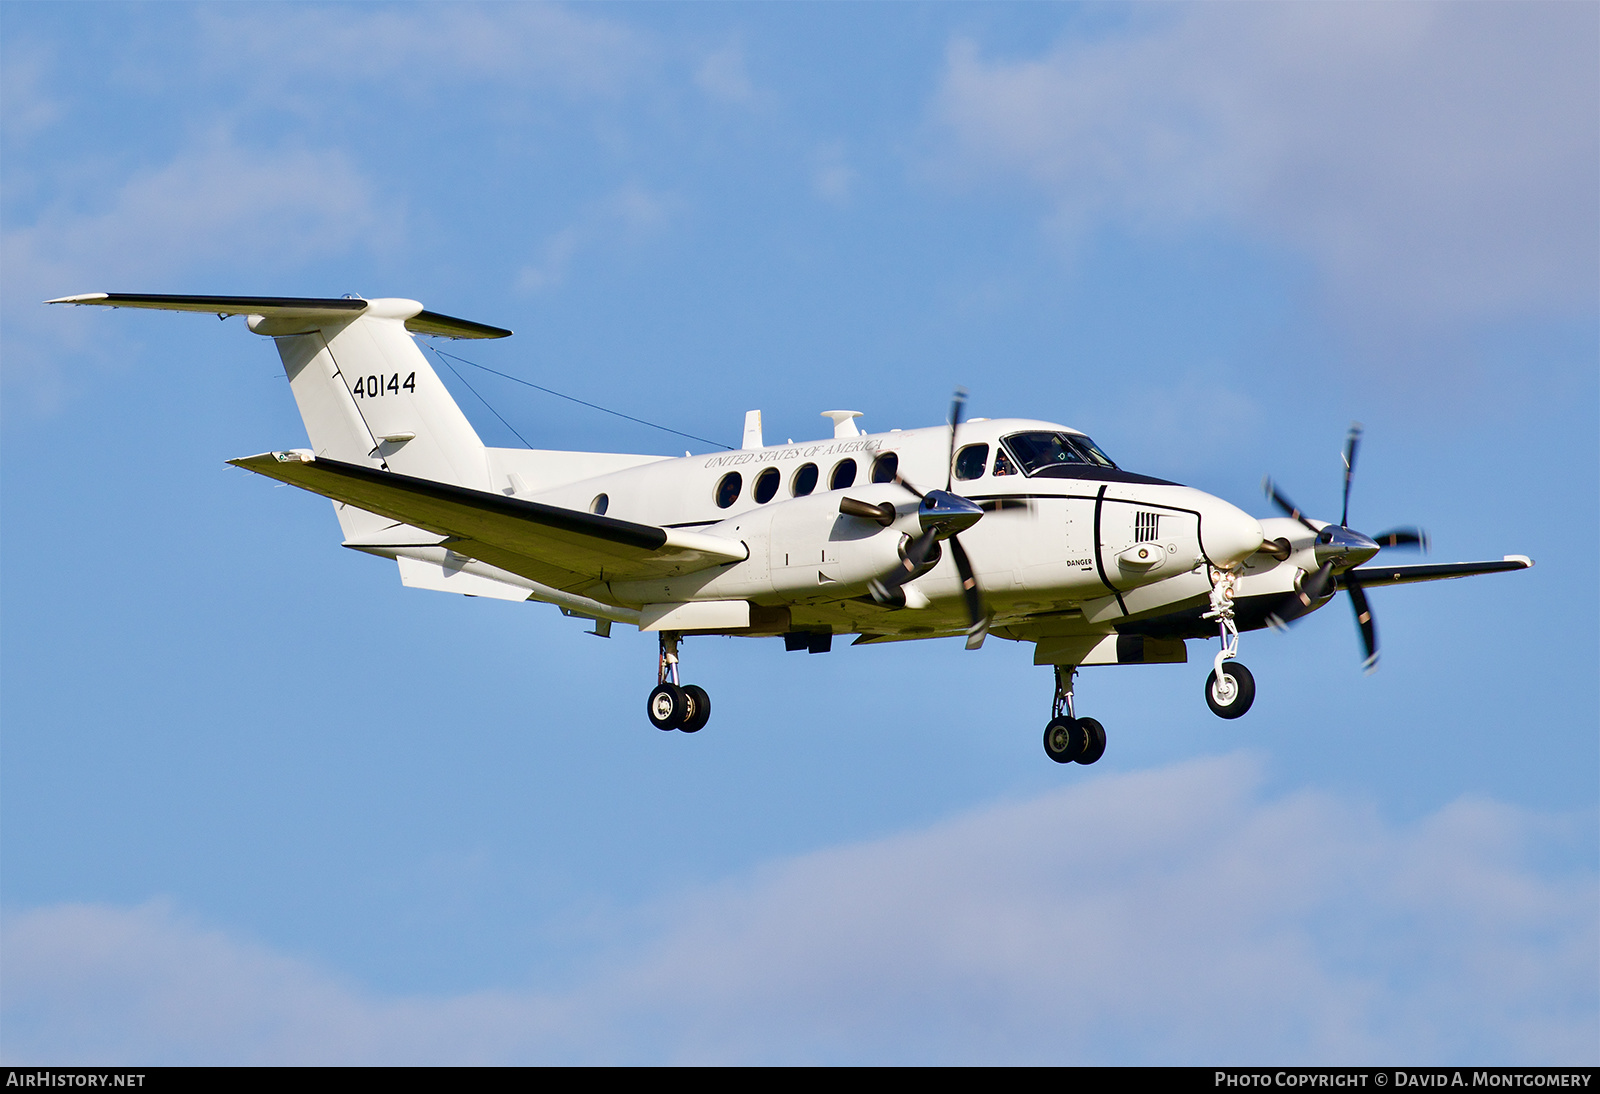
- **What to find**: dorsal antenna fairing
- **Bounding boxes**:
[822,410,862,438]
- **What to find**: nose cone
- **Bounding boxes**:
[1196,493,1266,568]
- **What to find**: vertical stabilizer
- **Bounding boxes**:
[251,298,490,491]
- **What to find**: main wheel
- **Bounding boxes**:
[1205,662,1256,719]
[1043,717,1086,764]
[680,684,711,733]
[648,683,688,730]
[1076,717,1106,765]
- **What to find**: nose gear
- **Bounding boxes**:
[1202,566,1255,718]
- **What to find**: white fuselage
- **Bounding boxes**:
[509,418,1265,637]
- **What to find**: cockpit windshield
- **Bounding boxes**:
[1002,431,1118,474]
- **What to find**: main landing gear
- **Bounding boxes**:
[647,632,711,733]
[1043,665,1106,765]
[1202,566,1255,719]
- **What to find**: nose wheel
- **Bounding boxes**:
[1042,666,1106,765]
[647,634,712,733]
[1204,662,1255,719]
[1202,567,1256,719]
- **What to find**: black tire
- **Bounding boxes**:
[648,683,688,730]
[1043,717,1086,764]
[680,685,711,733]
[1076,717,1107,765]
[1204,662,1256,719]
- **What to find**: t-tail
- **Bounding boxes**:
[46,293,508,539]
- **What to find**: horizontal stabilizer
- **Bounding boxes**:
[46,293,511,339]
[1340,555,1533,588]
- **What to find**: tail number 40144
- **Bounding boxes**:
[352,373,416,398]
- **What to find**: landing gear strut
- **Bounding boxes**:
[1042,665,1106,765]
[647,632,711,733]
[1202,567,1255,719]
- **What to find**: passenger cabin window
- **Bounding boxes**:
[871,452,899,483]
[1002,431,1118,475]
[754,467,780,504]
[954,444,989,481]
[792,463,819,497]
[715,471,742,508]
[830,459,857,490]
[589,493,609,515]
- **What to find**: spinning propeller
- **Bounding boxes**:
[845,388,991,649]
[1262,424,1430,672]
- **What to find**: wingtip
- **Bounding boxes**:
[1504,554,1534,569]
[46,293,109,305]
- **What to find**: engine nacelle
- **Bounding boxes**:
[765,487,910,601]
[604,485,913,607]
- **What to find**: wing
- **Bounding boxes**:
[230,452,746,591]
[1340,556,1533,588]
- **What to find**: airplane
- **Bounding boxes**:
[49,292,1534,764]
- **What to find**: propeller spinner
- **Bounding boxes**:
[1263,423,1429,671]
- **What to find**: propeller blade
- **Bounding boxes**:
[1266,560,1336,628]
[1301,559,1336,602]
[945,387,968,492]
[946,534,989,649]
[893,474,926,501]
[1262,477,1320,533]
[1341,422,1362,527]
[1346,580,1379,673]
[1372,527,1430,552]
[868,529,940,607]
[839,496,897,527]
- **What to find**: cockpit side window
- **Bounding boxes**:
[993,447,1018,477]
[953,443,989,481]
[1001,431,1117,475]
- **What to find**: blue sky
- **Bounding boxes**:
[2,1,1595,1065]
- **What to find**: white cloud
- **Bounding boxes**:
[194,3,654,102]
[1,137,389,408]
[4,755,1593,1064]
[695,42,756,105]
[0,45,64,145]
[517,183,671,292]
[812,143,858,205]
[931,4,1599,329]
[7,138,383,290]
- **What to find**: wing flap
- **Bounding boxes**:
[230,452,746,582]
